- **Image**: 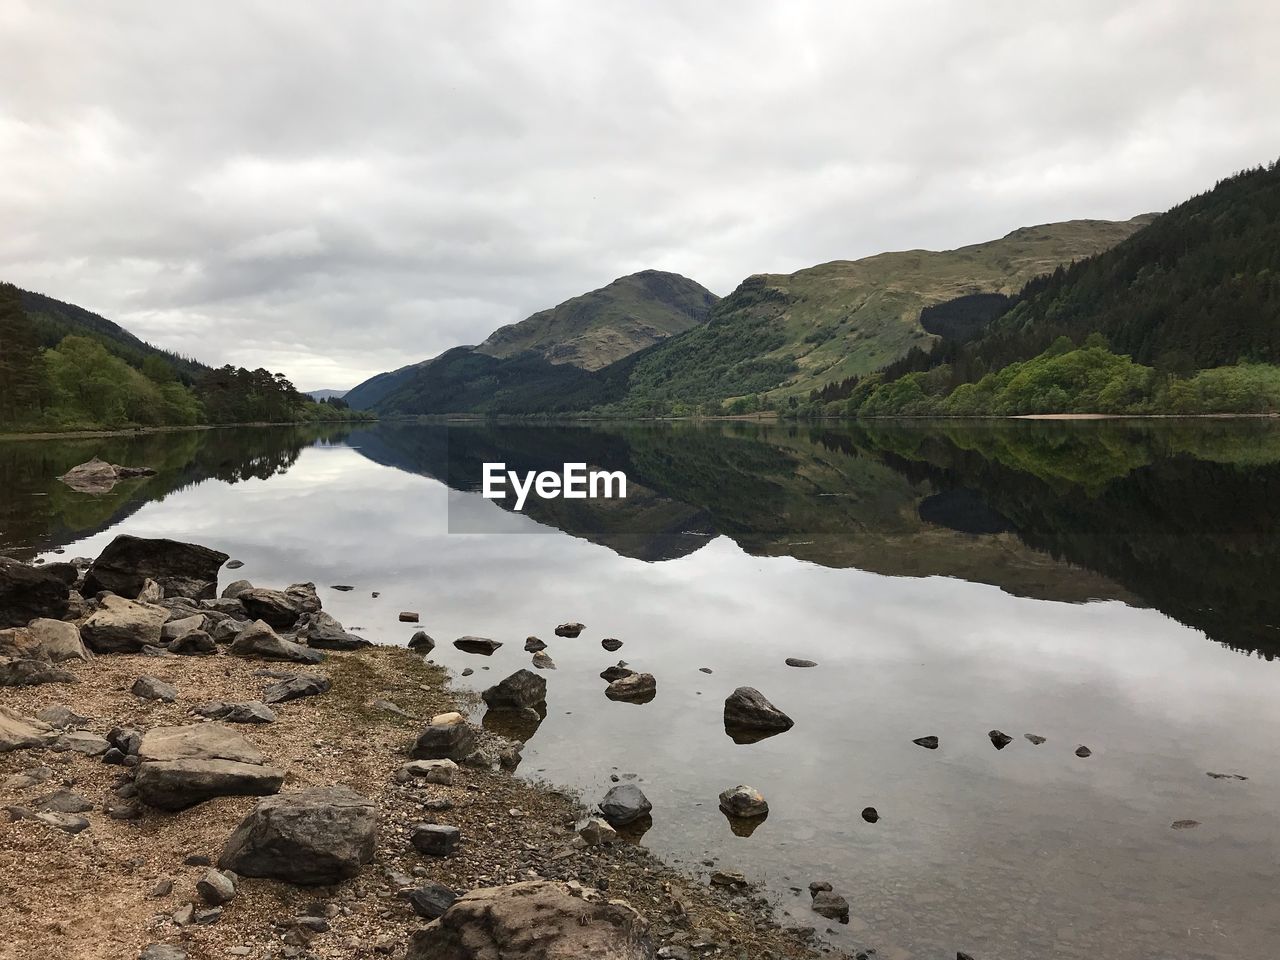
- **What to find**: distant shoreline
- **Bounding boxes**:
[0,419,375,443]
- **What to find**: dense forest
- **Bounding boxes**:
[0,283,369,432]
[805,161,1280,418]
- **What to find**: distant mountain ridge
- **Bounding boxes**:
[346,270,718,413]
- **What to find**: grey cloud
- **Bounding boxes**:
[1,0,1277,387]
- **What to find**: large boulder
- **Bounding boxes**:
[481,670,547,710]
[296,611,370,650]
[134,723,283,811]
[723,687,794,743]
[406,881,653,960]
[0,707,52,751]
[229,620,324,664]
[218,786,377,885]
[238,583,321,629]
[80,595,167,653]
[83,535,228,600]
[57,457,156,494]
[3,618,93,663]
[0,558,70,628]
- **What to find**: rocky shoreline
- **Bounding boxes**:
[1,536,842,960]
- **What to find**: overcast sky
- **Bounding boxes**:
[1,1,1277,389]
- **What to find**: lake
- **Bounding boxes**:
[4,419,1279,959]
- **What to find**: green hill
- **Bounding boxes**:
[349,270,718,413]
[610,216,1154,413]
[475,269,718,370]
[835,160,1280,417]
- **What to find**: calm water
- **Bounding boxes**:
[4,420,1280,959]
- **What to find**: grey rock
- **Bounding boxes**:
[524,636,547,652]
[0,707,51,752]
[406,880,652,960]
[410,823,460,857]
[34,789,93,814]
[80,595,167,653]
[135,723,283,811]
[576,817,618,846]
[221,579,253,599]
[161,615,205,642]
[606,673,656,703]
[0,657,77,686]
[411,715,480,761]
[408,631,435,652]
[723,687,793,742]
[554,622,584,638]
[192,700,277,724]
[600,783,652,826]
[239,583,321,629]
[297,611,370,650]
[169,630,217,656]
[0,557,71,627]
[601,638,623,652]
[913,735,939,750]
[481,669,547,710]
[230,620,324,663]
[600,664,634,683]
[53,730,110,755]
[1025,734,1047,745]
[140,944,187,960]
[35,704,89,729]
[718,785,768,819]
[811,890,850,923]
[1076,745,1093,758]
[196,868,237,905]
[399,611,420,622]
[83,534,227,600]
[454,636,502,655]
[785,657,817,668]
[262,672,331,704]
[219,786,377,884]
[531,651,556,670]
[0,618,92,663]
[989,729,1013,750]
[133,675,178,702]
[396,759,458,784]
[402,882,459,920]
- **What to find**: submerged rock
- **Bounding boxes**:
[407,881,652,960]
[1025,734,1047,745]
[811,889,850,923]
[83,534,227,600]
[219,786,377,884]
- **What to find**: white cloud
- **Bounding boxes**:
[1,0,1277,388]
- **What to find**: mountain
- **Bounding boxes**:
[474,269,719,370]
[610,216,1156,412]
[18,287,206,378]
[306,389,348,401]
[837,160,1280,417]
[346,270,718,413]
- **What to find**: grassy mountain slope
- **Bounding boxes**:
[18,288,206,378]
[475,269,719,370]
[837,161,1280,417]
[613,216,1154,411]
[945,162,1280,376]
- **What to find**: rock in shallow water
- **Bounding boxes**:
[481,669,547,710]
[811,889,850,923]
[913,735,939,750]
[554,622,584,638]
[524,636,547,652]
[989,729,1013,750]
[718,784,768,819]
[454,636,502,655]
[599,783,652,826]
[723,687,793,742]
[784,658,817,668]
[606,672,656,703]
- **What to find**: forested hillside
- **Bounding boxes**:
[818,162,1280,418]
[0,283,370,432]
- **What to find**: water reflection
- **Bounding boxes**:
[4,420,1280,958]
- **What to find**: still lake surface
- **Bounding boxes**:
[3,419,1280,959]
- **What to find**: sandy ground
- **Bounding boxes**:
[0,647,835,960]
